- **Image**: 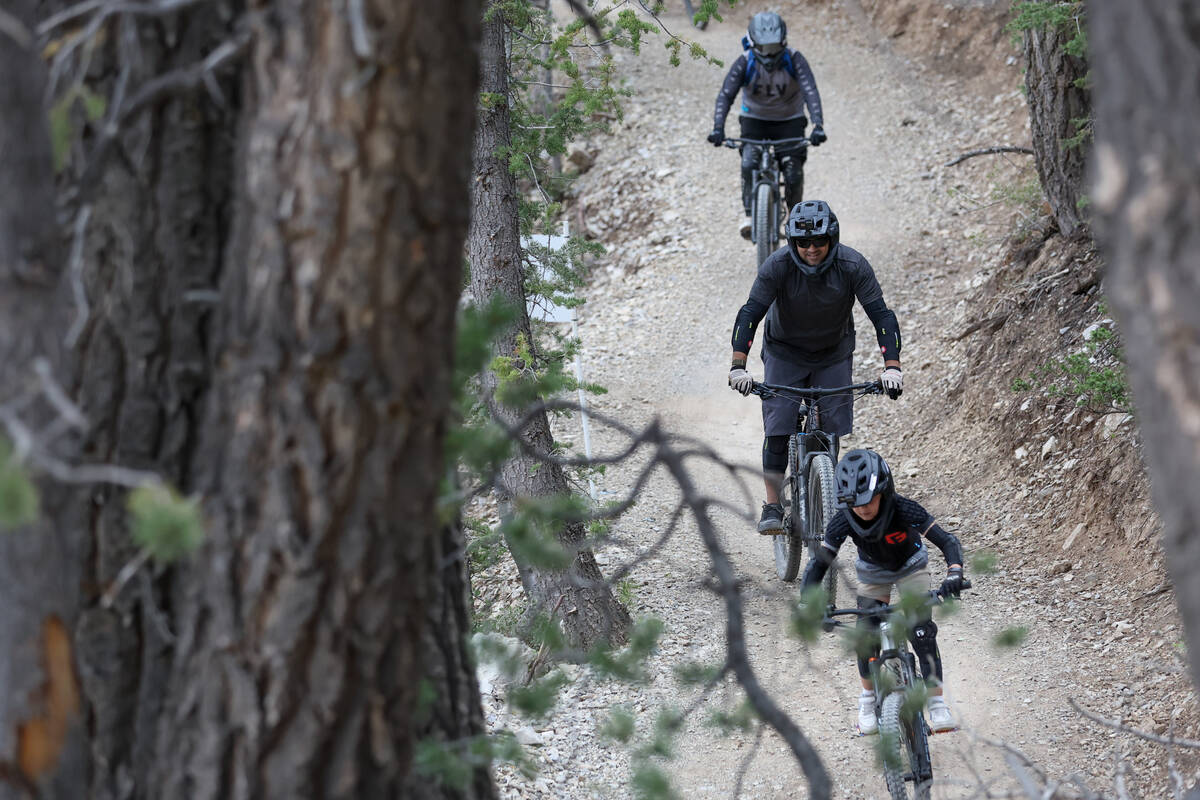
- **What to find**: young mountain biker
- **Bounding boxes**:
[727,200,903,535]
[706,11,826,239]
[802,449,968,734]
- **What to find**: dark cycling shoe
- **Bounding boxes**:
[739,216,752,240]
[757,502,785,534]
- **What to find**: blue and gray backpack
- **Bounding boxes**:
[741,35,798,84]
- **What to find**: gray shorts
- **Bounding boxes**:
[856,549,932,600]
[761,354,853,437]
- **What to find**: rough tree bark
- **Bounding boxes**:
[58,7,241,798]
[1023,1,1089,236]
[141,1,493,798]
[1090,2,1200,697]
[0,2,87,795]
[467,2,631,650]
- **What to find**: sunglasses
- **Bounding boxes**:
[794,236,830,249]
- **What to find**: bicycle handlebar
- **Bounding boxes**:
[821,583,974,628]
[721,136,810,149]
[751,380,884,399]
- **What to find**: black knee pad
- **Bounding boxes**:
[780,153,806,183]
[855,595,886,679]
[909,618,944,684]
[762,435,789,474]
[741,144,763,171]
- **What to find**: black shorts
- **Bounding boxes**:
[760,353,853,437]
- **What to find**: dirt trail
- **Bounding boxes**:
[485,2,1147,798]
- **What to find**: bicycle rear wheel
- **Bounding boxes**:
[773,434,803,581]
[879,693,933,800]
[806,452,838,605]
[754,182,776,266]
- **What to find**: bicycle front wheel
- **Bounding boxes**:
[773,434,804,581]
[806,452,838,605]
[754,182,776,266]
[879,693,932,800]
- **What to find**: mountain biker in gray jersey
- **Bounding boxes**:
[727,201,904,536]
[706,11,826,239]
[801,449,968,735]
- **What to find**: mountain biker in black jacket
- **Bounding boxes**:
[727,200,904,534]
[707,11,825,239]
[802,449,968,735]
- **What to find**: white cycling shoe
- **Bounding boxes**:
[739,216,752,240]
[857,692,878,735]
[927,696,957,733]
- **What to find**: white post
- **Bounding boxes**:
[565,219,597,502]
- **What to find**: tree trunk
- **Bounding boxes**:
[467,2,631,651]
[146,1,493,797]
[0,2,87,795]
[60,7,241,798]
[1023,2,1089,235]
[1090,2,1200,696]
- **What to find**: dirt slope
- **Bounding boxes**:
[476,2,1198,798]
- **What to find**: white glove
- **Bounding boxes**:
[881,366,903,399]
[729,366,754,396]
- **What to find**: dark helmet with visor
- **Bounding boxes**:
[835,449,896,543]
[747,12,787,71]
[786,200,840,276]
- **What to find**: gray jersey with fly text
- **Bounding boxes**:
[748,243,884,368]
[712,51,824,128]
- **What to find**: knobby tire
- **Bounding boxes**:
[879,693,933,800]
[807,452,837,605]
[774,434,803,581]
[754,182,776,267]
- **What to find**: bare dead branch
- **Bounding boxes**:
[76,31,250,198]
[948,312,1011,342]
[64,204,93,348]
[1113,743,1132,800]
[33,358,86,430]
[37,0,207,37]
[1069,697,1200,748]
[732,723,765,799]
[99,548,151,609]
[0,407,162,488]
[654,428,833,797]
[943,146,1036,168]
[347,0,373,59]
[1003,750,1044,798]
[0,8,33,47]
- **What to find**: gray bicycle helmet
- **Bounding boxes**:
[786,200,840,276]
[835,449,896,543]
[747,12,787,71]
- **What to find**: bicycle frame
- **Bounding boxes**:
[750,380,882,583]
[753,381,880,535]
[721,136,810,253]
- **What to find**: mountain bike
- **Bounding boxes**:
[721,136,809,266]
[822,584,972,800]
[749,380,884,596]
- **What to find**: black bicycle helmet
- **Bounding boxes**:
[747,12,787,71]
[786,200,840,276]
[835,449,896,543]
